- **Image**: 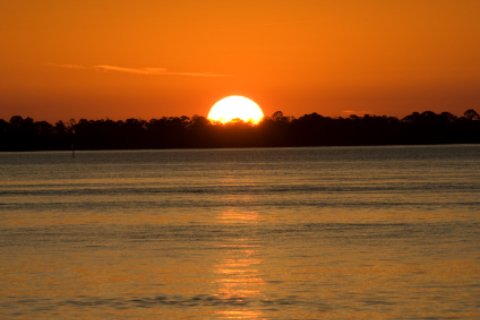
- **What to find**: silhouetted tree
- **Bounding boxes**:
[464,109,480,120]
[1,109,479,150]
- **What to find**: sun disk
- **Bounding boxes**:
[208,96,264,124]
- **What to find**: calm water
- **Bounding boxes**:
[0,145,479,319]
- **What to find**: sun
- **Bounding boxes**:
[208,96,264,124]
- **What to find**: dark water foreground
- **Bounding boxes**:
[0,146,479,319]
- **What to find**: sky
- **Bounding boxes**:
[1,0,480,121]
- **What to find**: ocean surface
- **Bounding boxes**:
[0,145,479,319]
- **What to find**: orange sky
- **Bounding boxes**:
[1,0,480,121]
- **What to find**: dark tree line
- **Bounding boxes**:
[1,109,479,150]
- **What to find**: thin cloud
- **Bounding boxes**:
[51,63,231,78]
[94,65,167,75]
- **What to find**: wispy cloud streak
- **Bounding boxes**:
[94,65,167,75]
[50,63,232,78]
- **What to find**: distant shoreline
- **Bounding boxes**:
[2,143,480,153]
[1,110,479,151]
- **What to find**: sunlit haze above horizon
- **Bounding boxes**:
[1,0,480,121]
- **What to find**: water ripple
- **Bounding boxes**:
[3,294,317,312]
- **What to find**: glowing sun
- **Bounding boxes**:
[208,95,264,124]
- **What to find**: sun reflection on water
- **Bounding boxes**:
[214,210,265,320]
